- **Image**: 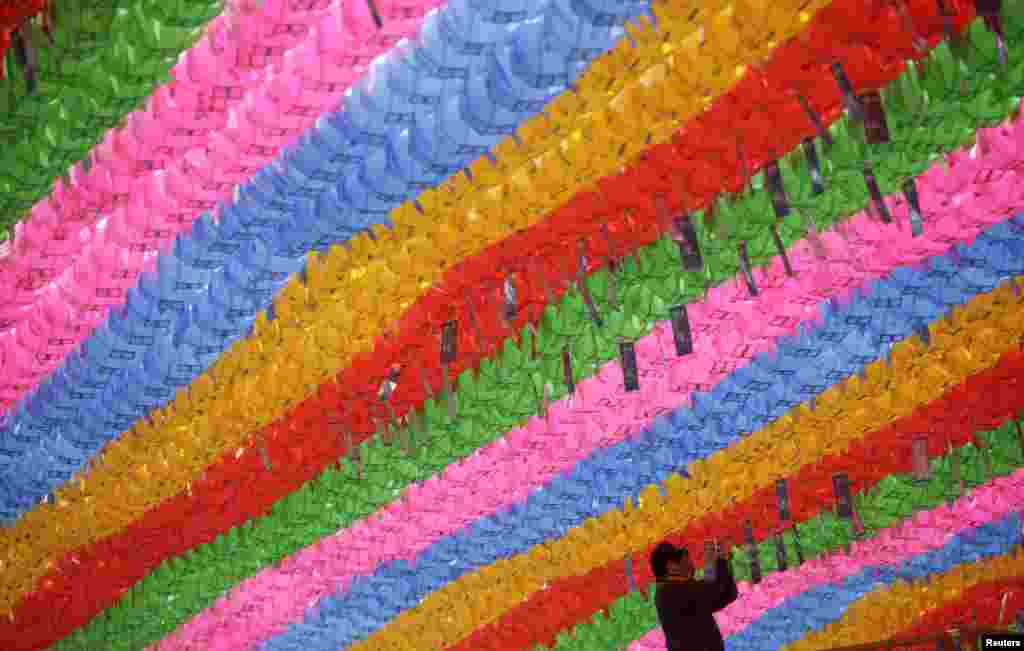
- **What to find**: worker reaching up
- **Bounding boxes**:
[651,539,739,651]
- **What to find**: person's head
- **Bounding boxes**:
[651,542,694,580]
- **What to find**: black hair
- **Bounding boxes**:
[650,542,689,579]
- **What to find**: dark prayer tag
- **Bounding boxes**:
[579,281,603,327]
[975,0,1008,67]
[744,521,762,584]
[764,161,791,218]
[791,525,805,565]
[902,178,924,236]
[863,166,893,223]
[774,532,788,572]
[441,321,457,364]
[771,225,794,277]
[351,439,363,478]
[440,324,457,421]
[831,62,863,121]
[671,216,703,272]
[912,437,931,482]
[994,23,1008,68]
[670,304,693,356]
[775,479,792,522]
[606,260,619,307]
[936,0,957,45]
[975,0,1001,18]
[366,0,384,27]
[737,242,758,296]
[11,30,36,94]
[1016,419,1024,457]
[620,342,639,392]
[503,276,517,321]
[831,472,864,540]
[562,347,575,395]
[861,92,890,145]
[802,138,825,195]
[833,473,854,519]
[11,30,27,69]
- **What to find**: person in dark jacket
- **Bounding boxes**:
[651,540,738,651]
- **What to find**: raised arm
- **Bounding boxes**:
[704,541,738,612]
[710,555,739,612]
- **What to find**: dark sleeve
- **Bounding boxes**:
[710,557,739,612]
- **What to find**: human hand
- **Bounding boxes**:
[717,540,733,561]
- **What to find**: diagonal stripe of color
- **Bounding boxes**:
[18,106,1024,646]
[50,111,1024,648]
[228,270,1024,649]
[130,126,1024,649]
[0,0,646,412]
[0,0,835,525]
[0,0,978,605]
